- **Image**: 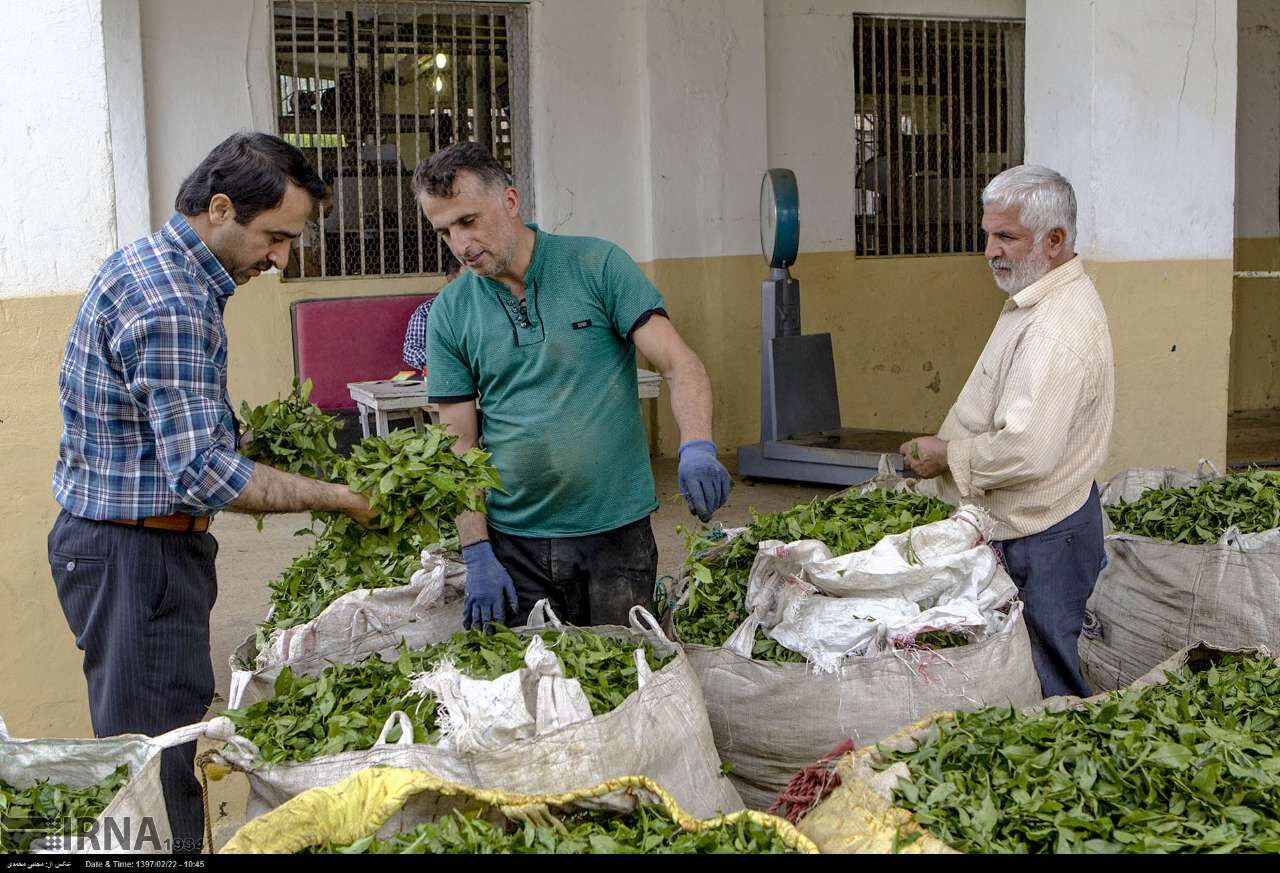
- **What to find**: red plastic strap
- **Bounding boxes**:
[767,738,856,824]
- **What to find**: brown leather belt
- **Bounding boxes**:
[107,512,211,533]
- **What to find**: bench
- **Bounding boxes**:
[291,293,434,412]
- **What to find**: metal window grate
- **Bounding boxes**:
[272,1,530,279]
[853,15,1024,257]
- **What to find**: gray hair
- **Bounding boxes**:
[981,165,1077,248]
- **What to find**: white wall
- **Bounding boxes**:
[1027,0,1237,261]
[527,0,652,258]
[764,0,1025,254]
[140,0,276,227]
[0,1,117,298]
[103,0,151,245]
[530,0,769,262]
[644,0,768,260]
[1236,0,1280,240]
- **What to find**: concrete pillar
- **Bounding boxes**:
[1026,0,1237,471]
[103,0,152,244]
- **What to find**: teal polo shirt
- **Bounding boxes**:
[426,226,665,537]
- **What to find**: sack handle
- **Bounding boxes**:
[628,605,671,644]
[203,716,261,771]
[350,606,389,638]
[374,711,415,747]
[0,714,9,741]
[523,599,564,630]
[632,648,654,689]
[1197,457,1222,479]
[150,720,214,751]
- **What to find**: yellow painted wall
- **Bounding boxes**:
[0,252,1232,735]
[644,252,1003,457]
[1085,259,1234,474]
[1230,237,1280,411]
[0,294,95,737]
[0,274,447,737]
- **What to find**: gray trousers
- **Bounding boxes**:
[994,485,1105,698]
[48,510,216,853]
[488,515,659,627]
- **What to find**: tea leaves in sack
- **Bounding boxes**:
[305,804,802,854]
[224,628,673,764]
[257,427,499,642]
[878,654,1280,853]
[1106,469,1280,544]
[0,765,129,853]
[676,490,953,657]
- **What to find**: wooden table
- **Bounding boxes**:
[349,369,664,438]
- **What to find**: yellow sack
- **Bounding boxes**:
[222,768,817,854]
[796,713,956,854]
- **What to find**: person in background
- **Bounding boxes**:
[403,247,461,374]
[899,164,1114,698]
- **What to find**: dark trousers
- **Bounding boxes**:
[489,516,659,627]
[48,510,217,853]
[994,485,1105,699]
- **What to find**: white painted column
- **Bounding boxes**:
[0,0,118,298]
[643,0,769,261]
[103,0,152,244]
[1025,0,1238,469]
[1026,0,1236,263]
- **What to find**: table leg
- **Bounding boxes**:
[375,408,390,438]
[357,403,371,439]
[410,409,426,432]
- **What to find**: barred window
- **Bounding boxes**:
[854,15,1024,256]
[273,1,530,279]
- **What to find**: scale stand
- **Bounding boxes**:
[736,169,916,486]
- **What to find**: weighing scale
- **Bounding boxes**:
[736,168,917,486]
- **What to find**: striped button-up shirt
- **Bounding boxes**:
[52,214,255,520]
[936,256,1115,540]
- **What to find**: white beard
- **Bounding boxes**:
[989,245,1051,295]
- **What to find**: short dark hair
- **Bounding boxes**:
[412,141,511,198]
[174,131,326,225]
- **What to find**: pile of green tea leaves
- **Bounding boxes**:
[879,653,1280,853]
[255,427,499,645]
[1106,469,1280,544]
[305,805,801,854]
[674,490,952,656]
[240,379,345,479]
[0,765,129,853]
[225,628,673,764]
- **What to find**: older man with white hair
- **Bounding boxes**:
[900,165,1114,697]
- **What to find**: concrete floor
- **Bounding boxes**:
[199,454,834,846]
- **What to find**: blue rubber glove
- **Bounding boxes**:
[462,541,518,630]
[678,440,732,523]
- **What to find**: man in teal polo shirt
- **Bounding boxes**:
[413,142,731,629]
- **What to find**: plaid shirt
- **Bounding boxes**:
[401,296,435,370]
[52,214,256,520]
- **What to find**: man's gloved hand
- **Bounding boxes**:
[678,440,732,523]
[462,541,518,630]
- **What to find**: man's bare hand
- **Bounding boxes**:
[339,487,378,528]
[899,435,949,479]
[239,428,254,450]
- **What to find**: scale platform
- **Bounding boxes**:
[738,427,918,486]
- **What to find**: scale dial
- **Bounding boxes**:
[760,168,799,269]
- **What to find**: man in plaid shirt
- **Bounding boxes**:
[49,132,374,852]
